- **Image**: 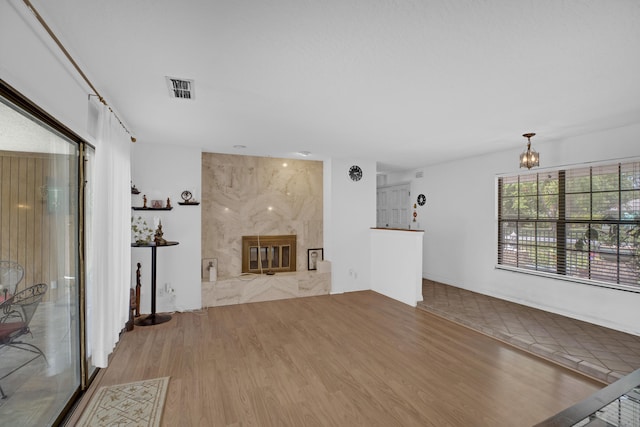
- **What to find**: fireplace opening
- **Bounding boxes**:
[242,235,297,274]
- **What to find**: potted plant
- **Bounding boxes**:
[131,215,154,244]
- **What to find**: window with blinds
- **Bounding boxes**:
[497,160,640,290]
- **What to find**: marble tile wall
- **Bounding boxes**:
[201,153,323,281]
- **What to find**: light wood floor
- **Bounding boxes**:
[66,291,603,426]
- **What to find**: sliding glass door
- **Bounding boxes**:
[0,84,90,425]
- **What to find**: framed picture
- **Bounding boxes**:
[151,199,163,208]
[307,248,323,271]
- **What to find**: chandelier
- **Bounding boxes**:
[519,133,539,169]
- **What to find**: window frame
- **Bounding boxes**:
[496,158,640,293]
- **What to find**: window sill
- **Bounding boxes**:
[495,264,640,294]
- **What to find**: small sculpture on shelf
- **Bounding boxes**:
[135,262,141,317]
[179,190,199,205]
[154,220,167,246]
[166,197,172,208]
[143,194,148,208]
[131,182,140,194]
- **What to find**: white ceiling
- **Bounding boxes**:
[29,0,640,172]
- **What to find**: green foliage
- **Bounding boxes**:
[501,174,558,220]
[625,214,640,276]
[131,215,153,243]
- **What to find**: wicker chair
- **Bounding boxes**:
[0,283,48,399]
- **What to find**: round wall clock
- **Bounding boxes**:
[417,194,426,206]
[181,190,193,202]
[349,165,363,182]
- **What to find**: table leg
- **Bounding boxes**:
[135,245,172,326]
[151,245,157,315]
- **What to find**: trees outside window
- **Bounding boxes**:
[497,161,640,289]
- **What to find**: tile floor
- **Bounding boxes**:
[417,280,640,384]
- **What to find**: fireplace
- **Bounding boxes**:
[242,235,297,274]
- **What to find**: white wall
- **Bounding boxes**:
[129,153,376,311]
[327,158,377,294]
[1,1,92,141]
[129,153,377,309]
[412,123,640,335]
[131,143,202,312]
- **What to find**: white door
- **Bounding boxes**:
[377,183,411,228]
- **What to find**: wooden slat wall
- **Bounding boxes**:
[0,150,77,302]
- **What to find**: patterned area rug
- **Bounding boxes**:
[77,377,170,427]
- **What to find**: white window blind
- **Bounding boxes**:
[497,160,640,290]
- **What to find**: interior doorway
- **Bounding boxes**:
[376,183,411,229]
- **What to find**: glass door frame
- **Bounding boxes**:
[0,79,97,425]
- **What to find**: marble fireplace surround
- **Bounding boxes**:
[201,153,329,307]
[202,264,331,307]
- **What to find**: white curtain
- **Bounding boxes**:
[90,101,131,367]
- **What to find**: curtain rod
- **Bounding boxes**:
[22,0,137,143]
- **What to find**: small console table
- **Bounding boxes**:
[131,241,179,326]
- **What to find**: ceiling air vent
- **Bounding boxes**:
[415,171,424,178]
[166,77,194,99]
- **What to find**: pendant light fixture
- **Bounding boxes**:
[519,133,539,169]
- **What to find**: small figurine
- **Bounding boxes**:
[135,262,141,317]
[154,220,167,246]
[166,197,172,208]
[143,194,147,208]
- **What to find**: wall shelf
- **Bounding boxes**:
[178,202,200,206]
[132,207,173,211]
